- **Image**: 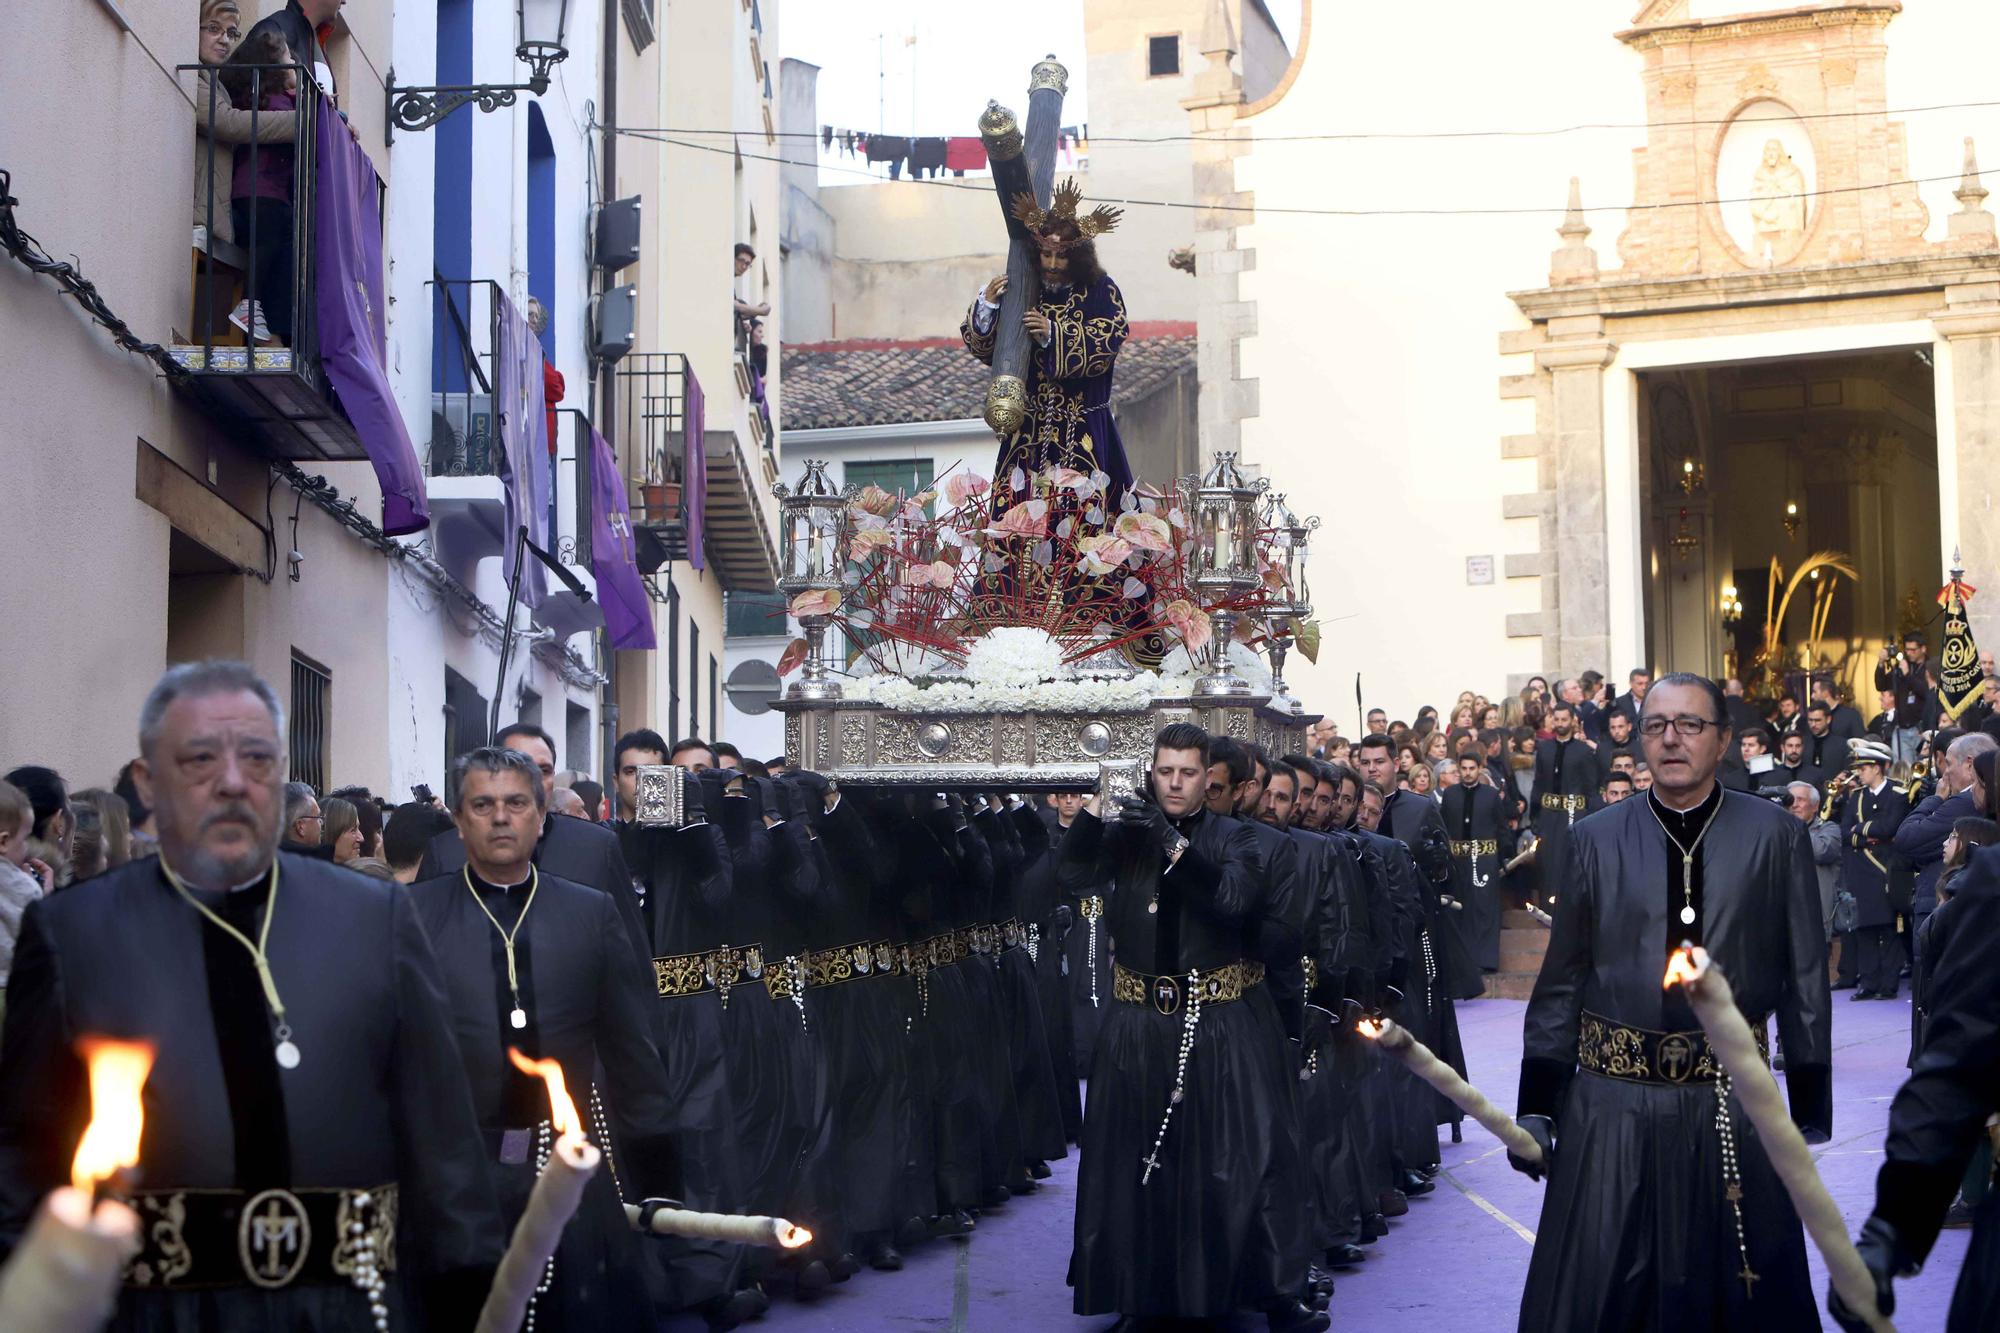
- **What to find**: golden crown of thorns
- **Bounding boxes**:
[1009,179,1123,253]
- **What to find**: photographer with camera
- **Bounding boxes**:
[1877,633,1937,769]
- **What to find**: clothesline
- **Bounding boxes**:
[818,123,1091,180]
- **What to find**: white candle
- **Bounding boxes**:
[1360,1018,1544,1165]
[623,1202,813,1250]
[0,1186,140,1333]
[474,1133,600,1333]
[1669,948,1895,1333]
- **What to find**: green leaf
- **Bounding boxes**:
[1294,618,1322,665]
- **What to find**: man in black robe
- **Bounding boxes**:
[0,661,501,1329]
[1799,704,1843,790]
[1441,751,1508,972]
[1839,741,1908,1000]
[1528,701,1601,912]
[1834,845,2000,1333]
[410,746,681,1330]
[1596,710,1640,785]
[1062,723,1323,1333]
[1511,673,1832,1331]
[418,722,649,973]
[616,738,757,1328]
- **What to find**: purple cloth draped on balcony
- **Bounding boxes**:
[685,365,707,572]
[494,291,551,607]
[587,423,657,650]
[311,93,428,535]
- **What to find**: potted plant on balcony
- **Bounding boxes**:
[636,452,682,521]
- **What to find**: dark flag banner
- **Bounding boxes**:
[311,93,428,536]
[495,291,551,607]
[588,423,657,650]
[1936,568,1980,722]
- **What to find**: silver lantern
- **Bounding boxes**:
[1260,490,1319,714]
[1178,452,1267,698]
[773,459,854,700]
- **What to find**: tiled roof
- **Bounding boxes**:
[779,323,1196,432]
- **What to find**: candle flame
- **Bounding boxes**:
[1663,947,1701,991]
[1356,1018,1385,1040]
[71,1038,155,1193]
[508,1047,583,1140]
[776,1222,813,1249]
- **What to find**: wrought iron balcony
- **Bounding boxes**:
[172,65,370,462]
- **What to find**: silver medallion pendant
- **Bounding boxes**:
[1680,905,1697,925]
[510,1007,528,1030]
[275,1039,301,1069]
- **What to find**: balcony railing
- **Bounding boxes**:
[616,352,696,566]
[174,62,369,461]
[426,277,503,478]
[554,406,593,570]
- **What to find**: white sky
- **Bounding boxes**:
[781,1,1304,186]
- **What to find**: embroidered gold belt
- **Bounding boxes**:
[1450,839,1498,857]
[1112,960,1265,1016]
[1078,895,1106,920]
[802,940,882,989]
[1540,794,1588,813]
[653,949,710,998]
[917,930,969,969]
[764,959,806,1002]
[998,918,1027,950]
[1577,1010,1767,1086]
[124,1183,397,1291]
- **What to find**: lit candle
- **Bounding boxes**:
[1213,506,1233,570]
[474,1050,601,1333]
[1664,947,1895,1333]
[1357,1018,1543,1165]
[0,1038,153,1333]
[623,1202,813,1250]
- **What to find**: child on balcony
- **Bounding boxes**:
[220,30,300,346]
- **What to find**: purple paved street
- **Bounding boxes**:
[701,992,1968,1331]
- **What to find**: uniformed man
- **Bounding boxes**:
[0,661,502,1330]
[1839,740,1909,1000]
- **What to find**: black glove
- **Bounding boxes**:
[1829,1216,1907,1332]
[1052,903,1074,931]
[1508,1114,1556,1182]
[1114,795,1182,858]
[783,768,831,802]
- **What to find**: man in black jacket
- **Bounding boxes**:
[1877,633,1936,769]
[1838,741,1909,1000]
[0,661,500,1330]
[418,722,649,971]
[1833,846,2000,1333]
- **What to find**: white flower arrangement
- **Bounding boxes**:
[840,626,1211,713]
[1158,640,1276,693]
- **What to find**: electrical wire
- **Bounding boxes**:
[614,127,1978,219]
[613,96,2000,144]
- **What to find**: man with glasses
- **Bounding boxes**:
[1511,673,1831,1331]
[280,780,331,859]
[0,661,502,1328]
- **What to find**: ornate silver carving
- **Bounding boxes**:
[1077,721,1113,757]
[635,765,689,826]
[839,714,869,767]
[996,715,1030,763]
[918,721,954,758]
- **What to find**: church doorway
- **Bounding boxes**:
[1636,348,1940,704]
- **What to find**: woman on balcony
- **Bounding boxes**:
[191,0,296,343]
[218,29,301,347]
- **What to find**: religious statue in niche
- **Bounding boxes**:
[1749,139,1808,264]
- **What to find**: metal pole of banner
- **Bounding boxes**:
[492,525,529,738]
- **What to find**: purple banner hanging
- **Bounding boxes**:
[494,291,551,607]
[587,424,657,650]
[685,363,707,571]
[311,94,427,536]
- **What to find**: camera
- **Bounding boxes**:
[411,783,436,805]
